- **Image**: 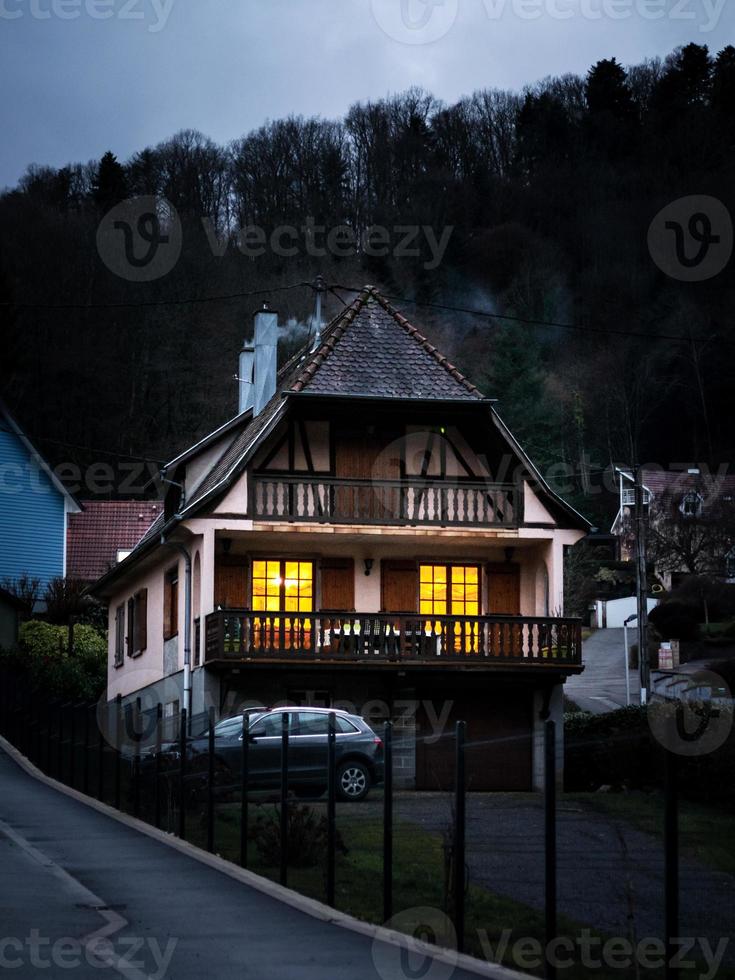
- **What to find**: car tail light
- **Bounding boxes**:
[373,737,383,748]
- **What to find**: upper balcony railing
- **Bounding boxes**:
[251,475,519,527]
[205,610,581,668]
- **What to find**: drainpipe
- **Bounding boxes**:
[161,534,192,725]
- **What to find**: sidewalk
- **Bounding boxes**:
[0,745,517,980]
[565,628,641,714]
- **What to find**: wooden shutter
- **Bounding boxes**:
[215,559,248,609]
[381,560,418,613]
[487,564,521,614]
[135,588,148,652]
[115,604,124,665]
[163,567,179,639]
[320,558,354,611]
[127,597,135,656]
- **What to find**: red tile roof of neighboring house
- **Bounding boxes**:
[67,501,162,581]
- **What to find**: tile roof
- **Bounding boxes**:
[67,501,162,581]
[290,287,483,401]
[641,468,735,498]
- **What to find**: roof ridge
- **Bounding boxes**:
[289,286,483,399]
[370,290,482,397]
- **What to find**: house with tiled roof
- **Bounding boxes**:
[67,500,162,582]
[92,287,589,791]
[612,466,735,588]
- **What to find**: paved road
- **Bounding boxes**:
[0,748,504,980]
[565,629,641,714]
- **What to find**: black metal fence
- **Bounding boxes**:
[0,669,690,980]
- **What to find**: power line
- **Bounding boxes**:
[0,280,310,312]
[330,284,705,344]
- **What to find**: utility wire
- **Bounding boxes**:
[330,284,708,344]
[0,280,310,312]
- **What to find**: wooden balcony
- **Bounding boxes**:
[204,610,581,669]
[250,475,520,527]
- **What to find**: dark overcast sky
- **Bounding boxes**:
[1,0,733,188]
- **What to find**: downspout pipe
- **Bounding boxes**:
[160,534,192,726]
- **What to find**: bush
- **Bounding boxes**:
[249,801,347,868]
[648,601,700,641]
[0,620,108,700]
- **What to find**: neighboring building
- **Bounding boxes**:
[0,398,81,591]
[0,586,24,650]
[67,501,162,582]
[612,467,735,589]
[92,287,589,791]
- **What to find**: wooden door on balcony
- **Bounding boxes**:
[320,558,354,611]
[215,558,248,609]
[415,691,532,790]
[487,563,522,655]
[381,560,417,614]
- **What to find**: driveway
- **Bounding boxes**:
[347,791,735,963]
[565,628,641,714]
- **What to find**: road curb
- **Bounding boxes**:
[0,735,529,980]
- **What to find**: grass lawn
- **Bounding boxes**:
[565,790,735,876]
[178,799,714,979]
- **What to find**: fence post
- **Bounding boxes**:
[154,703,162,830]
[665,749,679,980]
[83,702,90,795]
[454,720,466,954]
[280,711,289,887]
[114,694,122,810]
[545,719,557,980]
[240,711,249,868]
[97,702,105,803]
[207,706,215,853]
[177,707,187,840]
[69,703,76,789]
[326,711,336,906]
[383,720,393,923]
[132,699,141,819]
[57,702,64,782]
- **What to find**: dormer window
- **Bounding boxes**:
[679,491,703,518]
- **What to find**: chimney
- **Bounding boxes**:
[253,303,278,416]
[238,341,255,414]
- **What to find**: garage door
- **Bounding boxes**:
[415,691,532,791]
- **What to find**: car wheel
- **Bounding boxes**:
[337,761,370,801]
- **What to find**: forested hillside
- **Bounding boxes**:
[1,42,733,524]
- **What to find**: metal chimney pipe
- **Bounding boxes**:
[253,304,278,416]
[238,342,254,414]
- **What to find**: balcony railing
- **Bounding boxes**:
[251,475,519,527]
[205,610,581,667]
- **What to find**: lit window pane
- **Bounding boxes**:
[253,560,266,579]
[267,561,280,578]
[285,561,299,579]
[299,562,312,579]
[420,566,432,582]
[466,567,478,584]
[253,596,265,611]
[434,566,447,583]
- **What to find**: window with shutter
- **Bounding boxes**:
[135,588,148,653]
[164,566,179,639]
[114,604,125,667]
[126,597,135,656]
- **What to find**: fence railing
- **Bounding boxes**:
[0,666,686,975]
[251,474,520,527]
[205,610,582,665]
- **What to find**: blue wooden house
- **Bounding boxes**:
[0,399,80,592]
